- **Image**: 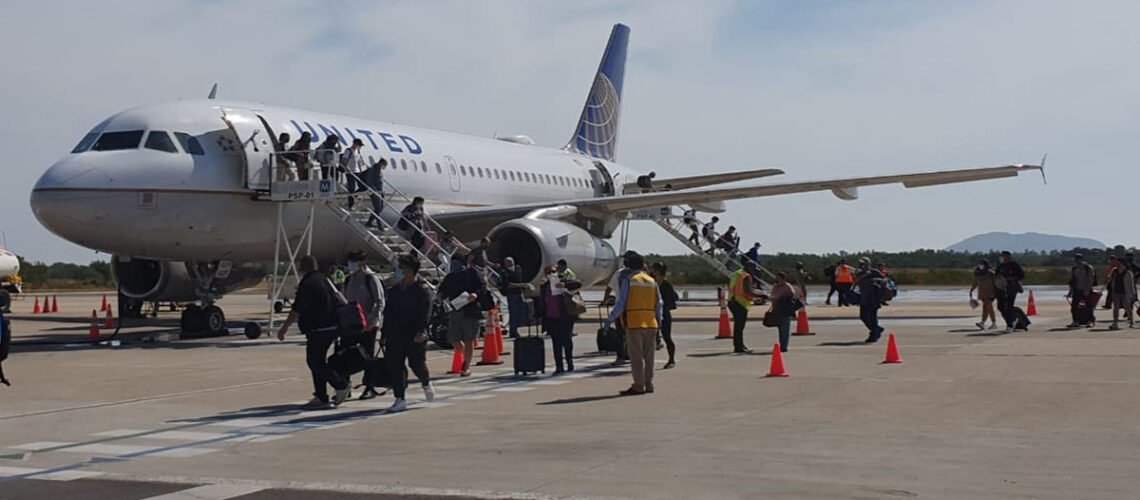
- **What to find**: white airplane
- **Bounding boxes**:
[30,24,1042,333]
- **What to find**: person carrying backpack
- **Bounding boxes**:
[344,251,386,399]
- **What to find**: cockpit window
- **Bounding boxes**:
[71,133,99,154]
[144,131,178,153]
[91,130,144,151]
[174,132,205,155]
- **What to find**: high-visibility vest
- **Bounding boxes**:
[836,265,854,284]
[729,269,755,310]
[623,272,659,329]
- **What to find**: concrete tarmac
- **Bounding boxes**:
[1,291,1139,499]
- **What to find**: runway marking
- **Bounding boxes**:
[491,386,535,392]
[0,466,102,481]
[11,442,72,451]
[139,483,266,499]
[451,394,494,400]
[93,430,231,441]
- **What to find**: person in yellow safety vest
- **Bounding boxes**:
[728,260,769,354]
[604,251,662,396]
[834,258,855,307]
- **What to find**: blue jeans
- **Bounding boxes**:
[860,305,883,340]
[775,316,791,352]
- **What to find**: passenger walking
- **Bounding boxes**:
[276,255,350,409]
[766,272,798,353]
[604,252,663,395]
[701,216,720,254]
[1068,253,1097,328]
[728,260,762,353]
[1106,261,1135,330]
[275,132,296,181]
[343,251,385,399]
[315,135,341,181]
[363,158,388,227]
[399,197,428,249]
[834,259,855,307]
[683,209,702,248]
[969,260,998,330]
[823,263,837,305]
[649,262,678,368]
[1103,255,1118,310]
[793,262,809,304]
[0,309,10,387]
[715,226,741,258]
[744,242,761,267]
[438,253,485,377]
[995,251,1027,334]
[500,257,530,339]
[288,132,313,180]
[537,265,582,374]
[340,139,366,206]
[382,254,435,412]
[855,258,886,343]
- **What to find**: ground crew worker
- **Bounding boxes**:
[556,259,577,281]
[332,265,347,292]
[855,257,886,343]
[834,259,855,307]
[728,260,764,354]
[604,252,662,395]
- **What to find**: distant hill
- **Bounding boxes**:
[945,232,1106,253]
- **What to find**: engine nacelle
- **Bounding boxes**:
[111,256,265,302]
[487,219,617,286]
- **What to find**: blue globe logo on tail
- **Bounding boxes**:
[565,24,629,162]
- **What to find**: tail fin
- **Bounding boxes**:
[564,23,629,162]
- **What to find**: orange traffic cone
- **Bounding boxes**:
[447,349,466,374]
[100,294,109,312]
[477,320,504,365]
[493,307,507,355]
[766,343,788,377]
[88,309,101,341]
[104,307,116,330]
[1026,289,1038,316]
[716,286,732,339]
[50,295,59,313]
[883,334,902,364]
[32,296,42,314]
[793,309,814,336]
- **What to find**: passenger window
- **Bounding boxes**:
[436,162,442,174]
[144,131,178,153]
[71,133,99,154]
[477,167,484,178]
[401,159,408,170]
[92,130,144,151]
[494,169,500,180]
[174,132,205,155]
[421,161,427,172]
[509,171,516,181]
[545,174,552,184]
[461,165,468,176]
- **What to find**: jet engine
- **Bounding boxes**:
[487,219,617,286]
[111,257,264,302]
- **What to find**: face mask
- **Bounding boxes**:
[347,261,360,273]
[394,268,406,281]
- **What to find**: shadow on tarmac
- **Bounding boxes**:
[536,394,623,405]
[816,341,867,347]
[686,350,767,358]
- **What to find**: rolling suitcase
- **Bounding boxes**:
[1011,306,1031,330]
[513,323,545,375]
[362,356,391,389]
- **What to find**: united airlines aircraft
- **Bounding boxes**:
[29,24,1042,333]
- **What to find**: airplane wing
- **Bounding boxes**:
[621,168,785,191]
[432,164,1044,235]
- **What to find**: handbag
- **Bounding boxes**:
[762,308,780,327]
[326,278,367,335]
[328,341,370,376]
[566,292,587,316]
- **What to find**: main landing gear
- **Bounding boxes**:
[180,303,228,337]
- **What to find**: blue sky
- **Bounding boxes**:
[1,0,1136,263]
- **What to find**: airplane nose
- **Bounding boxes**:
[30,156,115,248]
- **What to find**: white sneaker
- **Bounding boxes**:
[1005,326,1015,334]
[422,383,436,402]
[387,398,408,413]
[975,321,985,330]
[988,323,997,330]
[332,387,351,406]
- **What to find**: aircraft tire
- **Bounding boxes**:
[180,305,206,333]
[273,301,284,314]
[203,305,227,335]
[243,322,262,340]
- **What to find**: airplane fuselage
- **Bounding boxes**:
[31,100,642,264]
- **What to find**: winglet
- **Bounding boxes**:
[207,83,218,100]
[1038,153,1048,185]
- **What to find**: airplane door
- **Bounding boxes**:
[222,110,274,191]
[590,161,615,197]
[444,155,461,192]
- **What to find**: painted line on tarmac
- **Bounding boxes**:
[0,377,302,422]
[141,483,268,500]
[0,465,103,481]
